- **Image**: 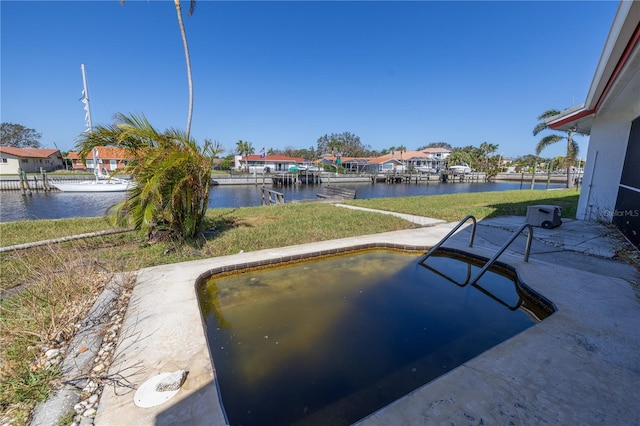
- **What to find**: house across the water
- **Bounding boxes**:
[65,147,132,173]
[234,154,304,173]
[0,147,64,173]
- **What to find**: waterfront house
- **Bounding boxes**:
[422,147,452,167]
[235,154,303,173]
[0,147,64,173]
[364,157,404,173]
[66,147,132,173]
[338,157,374,173]
[373,149,450,173]
[545,1,640,248]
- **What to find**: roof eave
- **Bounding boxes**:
[547,104,595,133]
[548,1,640,135]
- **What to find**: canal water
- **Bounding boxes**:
[0,181,564,223]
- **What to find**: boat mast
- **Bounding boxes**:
[81,64,99,180]
[80,64,93,131]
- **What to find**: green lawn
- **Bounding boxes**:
[345,189,579,222]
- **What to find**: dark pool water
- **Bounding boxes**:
[198,249,553,426]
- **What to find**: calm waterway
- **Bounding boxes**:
[0,181,564,223]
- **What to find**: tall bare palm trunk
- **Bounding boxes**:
[174,0,194,140]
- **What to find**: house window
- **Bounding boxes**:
[110,160,117,170]
[21,159,29,163]
[1,158,7,163]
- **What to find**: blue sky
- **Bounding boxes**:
[1,1,620,158]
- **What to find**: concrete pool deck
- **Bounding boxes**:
[95,212,640,425]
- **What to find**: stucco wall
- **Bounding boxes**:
[577,114,632,221]
[0,155,63,174]
[0,157,21,174]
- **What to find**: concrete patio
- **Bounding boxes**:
[94,210,640,425]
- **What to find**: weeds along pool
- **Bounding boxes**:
[197,248,555,426]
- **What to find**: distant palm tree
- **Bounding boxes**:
[477,142,496,171]
[533,109,579,188]
[235,139,254,172]
[120,0,197,139]
[77,113,219,240]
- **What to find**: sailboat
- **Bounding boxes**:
[50,149,132,192]
[51,64,132,193]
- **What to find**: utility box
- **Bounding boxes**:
[526,205,562,229]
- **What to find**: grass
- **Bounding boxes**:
[0,189,581,424]
[344,189,580,222]
[0,217,113,247]
[1,245,111,425]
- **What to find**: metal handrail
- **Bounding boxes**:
[417,215,477,264]
[470,223,533,285]
[417,248,524,310]
[418,260,473,287]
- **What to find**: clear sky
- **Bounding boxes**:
[1,1,620,159]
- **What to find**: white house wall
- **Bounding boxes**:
[0,155,63,174]
[577,113,632,221]
[0,156,20,174]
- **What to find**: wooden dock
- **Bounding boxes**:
[316,185,357,200]
[260,187,285,205]
[0,177,57,193]
[440,171,487,182]
[371,171,487,184]
[271,171,321,186]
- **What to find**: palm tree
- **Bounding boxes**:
[120,0,197,139]
[479,142,498,172]
[173,0,196,139]
[77,113,219,240]
[235,140,254,172]
[533,109,579,188]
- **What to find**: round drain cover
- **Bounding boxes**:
[134,373,181,408]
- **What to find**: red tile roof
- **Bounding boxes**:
[0,147,61,158]
[66,146,132,159]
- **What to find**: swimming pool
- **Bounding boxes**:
[197,247,555,425]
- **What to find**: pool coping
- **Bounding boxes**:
[95,222,640,425]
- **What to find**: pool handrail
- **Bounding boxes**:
[418,260,473,287]
[418,248,525,310]
[417,215,477,264]
[470,223,533,285]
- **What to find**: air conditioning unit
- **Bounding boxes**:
[526,205,562,229]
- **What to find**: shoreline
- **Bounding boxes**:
[0,172,571,191]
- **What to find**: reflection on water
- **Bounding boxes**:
[198,250,552,426]
[1,180,565,223]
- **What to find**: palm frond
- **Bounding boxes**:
[535,135,564,155]
[536,109,561,121]
[532,122,548,137]
[533,109,562,136]
[76,112,216,240]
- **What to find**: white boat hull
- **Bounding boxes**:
[449,165,471,174]
[51,180,132,192]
